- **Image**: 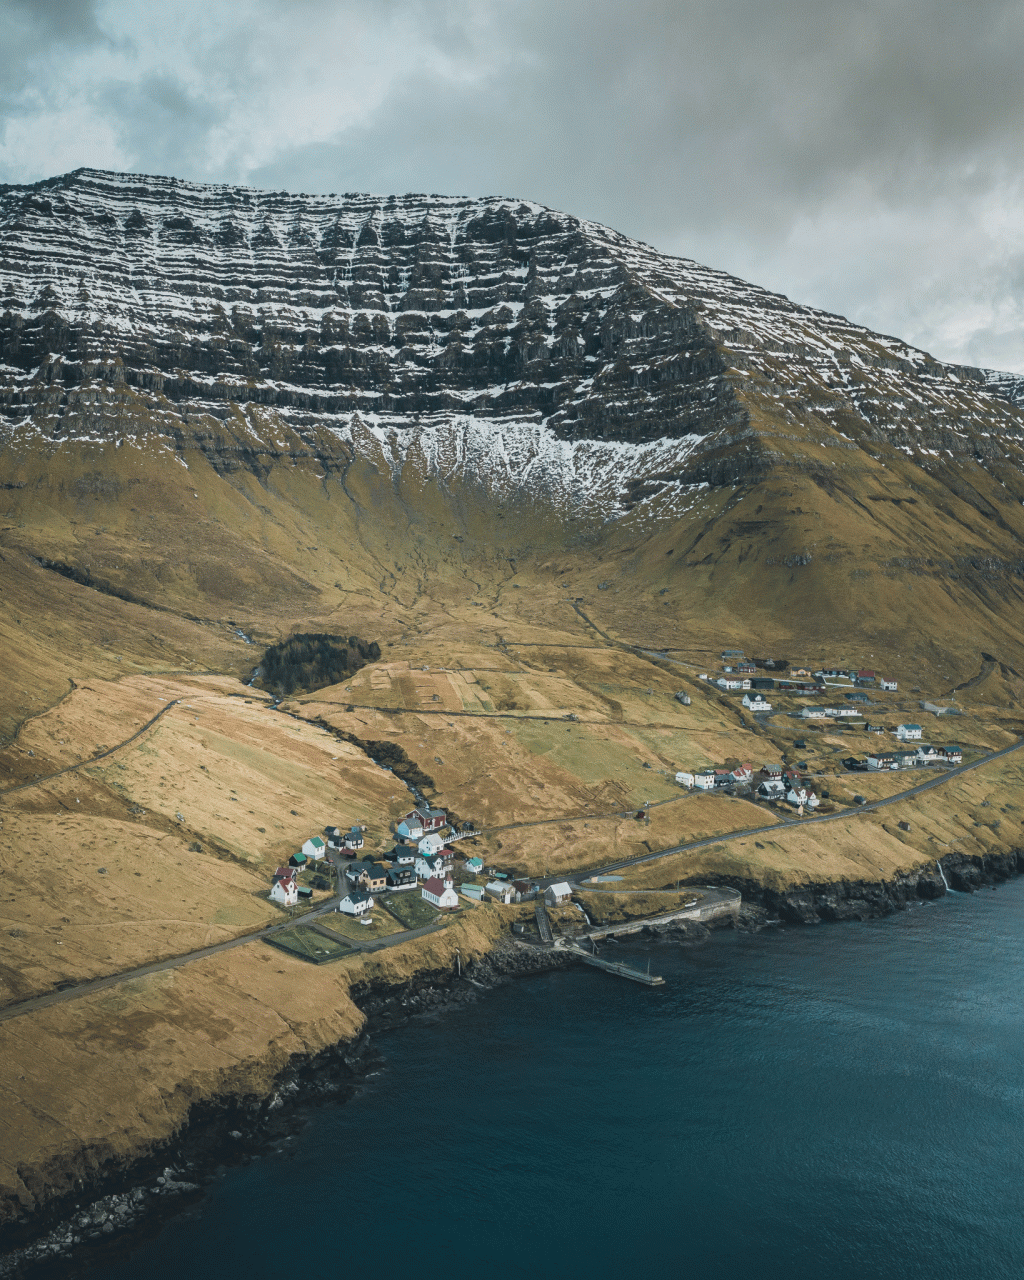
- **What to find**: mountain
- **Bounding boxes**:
[2,166,1024,711]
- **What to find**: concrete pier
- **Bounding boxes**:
[565,945,665,985]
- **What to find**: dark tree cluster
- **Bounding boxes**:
[257,633,381,695]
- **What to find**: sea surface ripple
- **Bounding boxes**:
[91,881,1024,1280]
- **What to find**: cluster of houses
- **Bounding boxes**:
[704,654,898,698]
[675,761,820,810]
[847,743,962,772]
[269,802,549,923]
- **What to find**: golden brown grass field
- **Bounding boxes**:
[3,415,1024,1229]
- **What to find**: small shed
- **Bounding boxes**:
[288,851,308,869]
[461,884,484,901]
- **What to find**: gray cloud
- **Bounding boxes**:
[2,0,1024,370]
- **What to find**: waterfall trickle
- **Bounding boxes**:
[936,860,951,893]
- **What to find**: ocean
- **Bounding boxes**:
[87,881,1024,1279]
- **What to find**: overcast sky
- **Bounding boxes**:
[3,0,1024,371]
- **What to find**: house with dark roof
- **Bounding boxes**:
[407,806,447,832]
[361,863,387,893]
[339,889,373,916]
[415,851,447,880]
[386,866,417,890]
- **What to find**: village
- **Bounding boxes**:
[267,801,573,951]
[672,650,965,815]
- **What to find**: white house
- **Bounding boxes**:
[339,890,374,916]
[867,752,899,770]
[716,677,744,691]
[880,678,898,691]
[675,771,695,788]
[786,786,820,810]
[415,852,447,880]
[896,723,923,741]
[301,836,326,861]
[422,876,459,910]
[801,707,829,719]
[270,869,298,906]
[485,881,516,904]
[693,771,716,791]
[463,856,485,877]
[742,693,772,712]
[916,744,941,764]
[545,882,573,906]
[418,832,446,857]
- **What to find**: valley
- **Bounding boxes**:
[3,167,1024,1248]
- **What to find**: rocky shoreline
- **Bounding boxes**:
[0,937,574,1277]
[693,849,1024,926]
[2,856,1021,1275]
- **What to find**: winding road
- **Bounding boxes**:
[0,700,182,797]
[1,730,1019,1023]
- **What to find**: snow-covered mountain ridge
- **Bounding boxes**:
[2,167,1024,520]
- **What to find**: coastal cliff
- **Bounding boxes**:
[4,848,1024,1271]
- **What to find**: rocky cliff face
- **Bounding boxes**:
[3,168,1024,518]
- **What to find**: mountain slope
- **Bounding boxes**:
[1,167,1024,700]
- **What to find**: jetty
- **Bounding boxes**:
[564,943,665,985]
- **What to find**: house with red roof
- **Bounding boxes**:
[421,876,459,910]
[270,867,298,907]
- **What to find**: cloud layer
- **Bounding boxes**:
[3,0,1023,370]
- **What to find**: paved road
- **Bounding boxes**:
[549,736,1024,885]
[0,699,182,797]
[0,859,455,1024]
[0,900,340,1024]
[2,706,1018,1023]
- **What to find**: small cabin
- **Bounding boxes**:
[544,882,573,906]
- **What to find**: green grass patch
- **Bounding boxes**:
[317,909,407,941]
[384,893,441,929]
[264,926,354,964]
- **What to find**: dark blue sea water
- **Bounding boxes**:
[93,883,1024,1280]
